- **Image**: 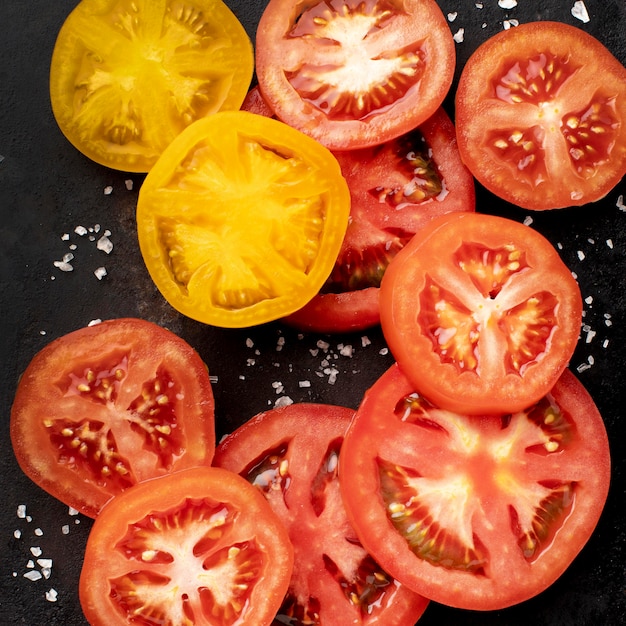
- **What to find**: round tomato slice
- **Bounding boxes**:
[50,0,254,172]
[79,466,293,625]
[136,110,351,328]
[255,0,455,150]
[285,107,475,333]
[340,364,611,611]
[213,403,429,625]
[10,318,215,518]
[455,21,626,210]
[379,211,582,415]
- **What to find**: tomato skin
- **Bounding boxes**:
[213,403,429,625]
[255,0,455,150]
[379,211,583,415]
[285,107,475,333]
[455,21,626,210]
[136,110,351,328]
[339,364,611,611]
[10,318,215,518]
[79,466,293,626]
[50,0,254,172]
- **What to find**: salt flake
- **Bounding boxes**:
[94,266,107,280]
[571,1,590,23]
[453,28,465,43]
[447,12,457,21]
[46,589,59,602]
[498,0,517,8]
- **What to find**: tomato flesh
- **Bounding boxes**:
[379,212,583,415]
[213,403,429,625]
[284,107,475,332]
[136,110,351,328]
[339,364,611,610]
[50,0,254,172]
[455,21,626,209]
[10,318,216,518]
[256,0,455,150]
[79,467,293,625]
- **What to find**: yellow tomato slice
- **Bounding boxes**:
[136,110,351,328]
[49,0,254,172]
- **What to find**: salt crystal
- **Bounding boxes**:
[379,347,389,356]
[74,225,88,236]
[447,12,457,21]
[17,505,27,518]
[46,589,59,602]
[68,507,79,516]
[339,344,354,357]
[361,336,371,347]
[246,338,254,348]
[97,234,113,254]
[37,558,53,570]
[475,2,483,7]
[14,529,21,539]
[276,336,285,351]
[317,339,330,351]
[88,319,102,326]
[571,1,590,23]
[272,381,284,394]
[607,239,614,249]
[503,19,519,29]
[577,250,585,261]
[523,216,534,226]
[585,329,596,343]
[617,194,626,211]
[104,185,113,195]
[498,0,517,8]
[585,295,593,305]
[24,570,42,581]
[30,546,42,557]
[94,266,107,280]
[61,233,69,241]
[125,179,134,190]
[61,525,70,535]
[299,380,311,388]
[453,28,465,43]
[275,396,294,408]
[34,528,43,536]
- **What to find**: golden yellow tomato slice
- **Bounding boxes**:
[136,110,351,328]
[49,0,254,172]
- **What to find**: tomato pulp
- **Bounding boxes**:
[79,467,293,625]
[380,212,583,415]
[255,0,455,150]
[340,364,611,610]
[213,403,429,624]
[10,318,215,518]
[455,21,626,209]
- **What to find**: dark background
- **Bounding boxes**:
[1,1,624,624]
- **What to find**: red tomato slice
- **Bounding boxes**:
[285,107,476,333]
[79,466,293,625]
[10,318,215,518]
[379,212,582,415]
[340,364,611,611]
[455,21,626,210]
[213,403,429,624]
[255,0,455,150]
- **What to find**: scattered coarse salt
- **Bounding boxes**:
[607,239,614,249]
[46,589,59,603]
[24,570,42,582]
[379,347,389,356]
[125,179,134,190]
[209,375,219,384]
[475,2,483,8]
[30,546,43,557]
[61,233,69,241]
[94,266,107,280]
[61,525,70,535]
[104,185,113,195]
[617,194,626,211]
[247,358,256,366]
[276,336,285,351]
[317,339,330,352]
[361,336,371,347]
[503,19,519,29]
[498,0,517,8]
[299,380,311,388]
[447,12,457,21]
[17,504,27,519]
[577,250,585,261]
[34,528,43,537]
[324,367,339,385]
[68,506,79,516]
[54,252,75,272]
[88,319,102,326]
[97,233,113,254]
[74,225,88,236]
[523,215,534,226]
[14,529,22,539]
[272,381,284,394]
[585,295,593,305]
[246,338,254,348]
[585,329,596,343]
[453,28,465,43]
[339,344,354,357]
[571,1,590,23]
[275,396,294,408]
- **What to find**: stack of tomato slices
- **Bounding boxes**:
[21,0,624,623]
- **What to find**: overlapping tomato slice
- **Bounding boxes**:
[340,364,611,610]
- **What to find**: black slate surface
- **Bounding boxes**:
[1,1,625,624]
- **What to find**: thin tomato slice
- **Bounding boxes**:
[379,212,582,415]
[455,21,626,209]
[285,107,475,332]
[213,403,429,624]
[10,318,215,518]
[50,0,254,172]
[255,0,455,150]
[136,110,351,328]
[79,466,294,625]
[340,364,611,610]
